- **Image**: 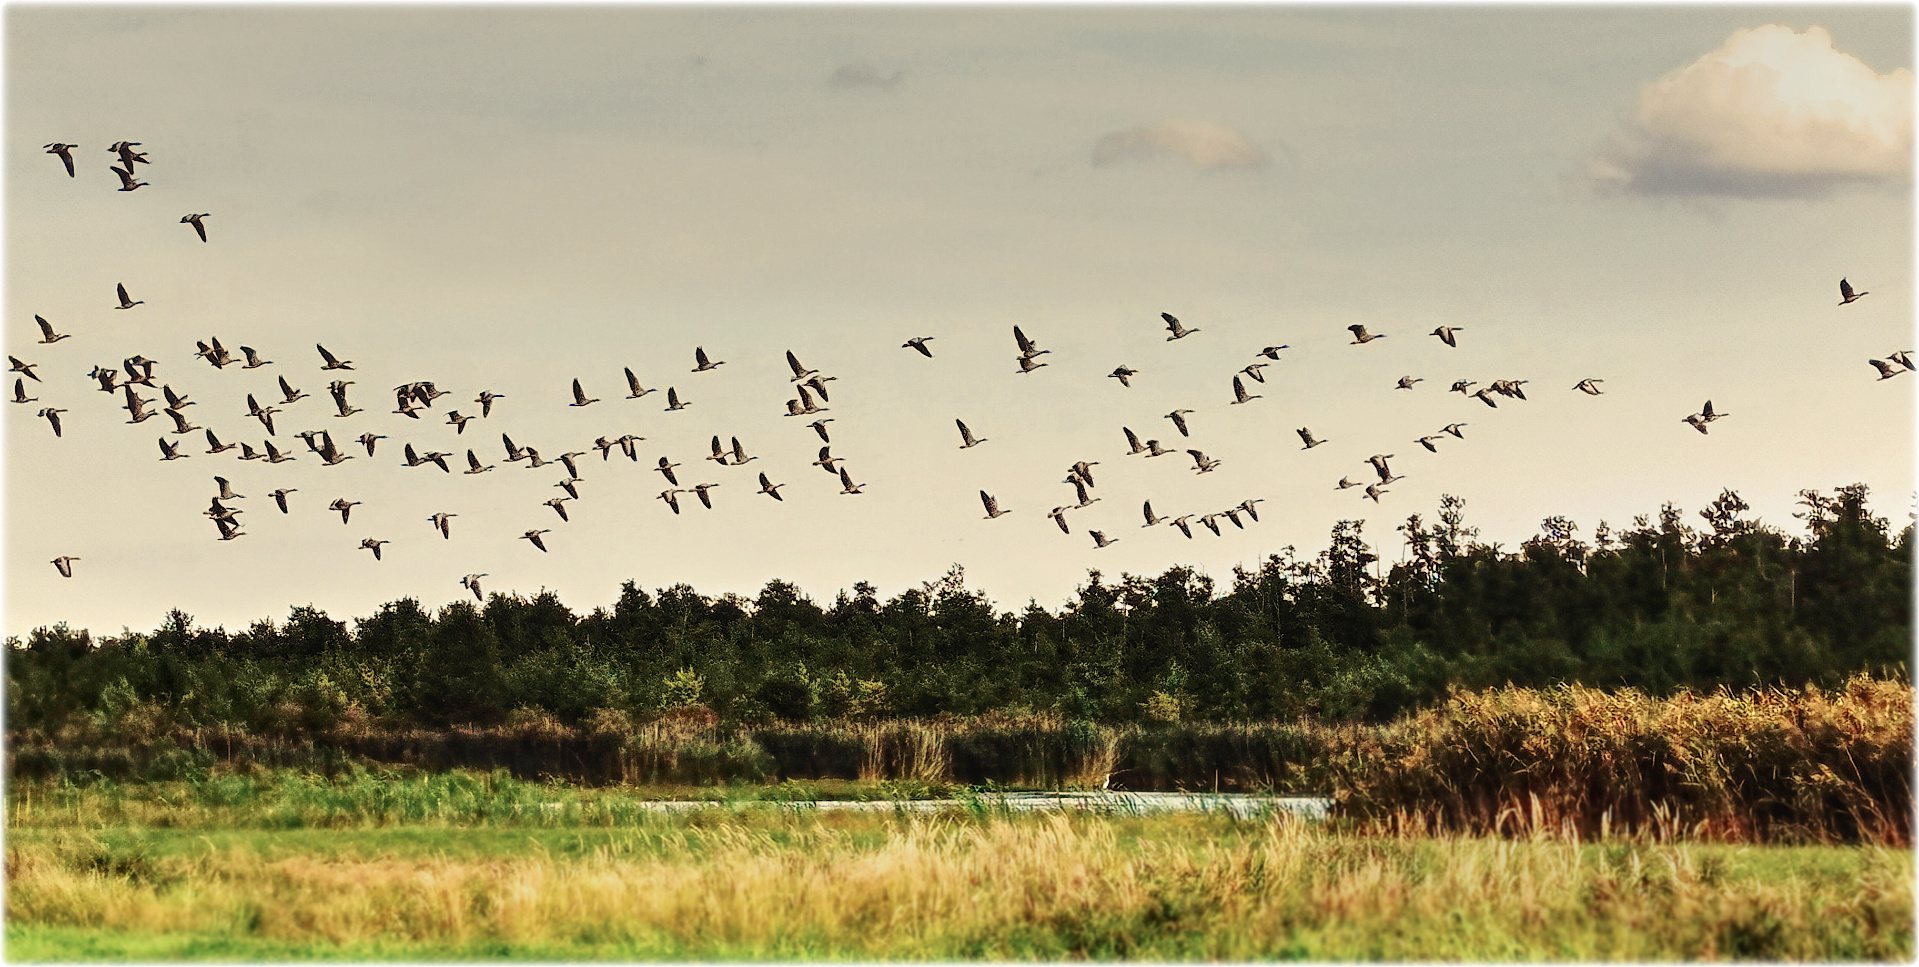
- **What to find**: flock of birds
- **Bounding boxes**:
[20,139,1907,605]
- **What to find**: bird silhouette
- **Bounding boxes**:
[1430,326,1463,347]
[1839,278,1869,305]
[34,316,69,344]
[957,419,986,448]
[114,283,143,310]
[44,143,76,177]
[903,337,935,357]
[181,213,210,242]
[980,491,1010,519]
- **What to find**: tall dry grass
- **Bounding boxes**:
[7,814,1909,960]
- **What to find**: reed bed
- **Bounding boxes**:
[7,812,1908,961]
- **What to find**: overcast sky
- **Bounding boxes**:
[7,5,1913,639]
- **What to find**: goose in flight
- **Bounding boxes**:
[1170,515,1195,539]
[684,483,717,509]
[212,477,245,501]
[659,489,684,514]
[1166,409,1194,437]
[1224,508,1249,530]
[181,214,210,242]
[1889,350,1915,371]
[238,443,261,461]
[1348,324,1384,344]
[445,411,473,434]
[812,447,841,475]
[270,488,298,513]
[953,419,986,448]
[1231,376,1261,405]
[158,436,188,461]
[708,436,731,465]
[758,472,785,501]
[1870,358,1903,380]
[44,143,76,177]
[215,518,245,541]
[1430,326,1463,348]
[1109,365,1137,387]
[1237,498,1263,522]
[1145,438,1174,457]
[360,537,388,560]
[1683,413,1709,435]
[1839,278,1869,305]
[425,512,456,539]
[11,379,34,405]
[329,498,360,524]
[1368,454,1395,479]
[1471,388,1499,408]
[164,407,198,435]
[521,530,550,552]
[263,440,296,463]
[728,437,756,466]
[475,390,503,416]
[192,341,227,369]
[1013,325,1047,359]
[1336,476,1360,490]
[1450,379,1476,395]
[569,379,599,407]
[114,283,143,310]
[51,555,79,578]
[1240,363,1267,384]
[88,366,120,392]
[123,389,158,424]
[1016,355,1048,374]
[111,165,146,192]
[353,432,385,457]
[204,429,236,454]
[502,434,529,462]
[1070,461,1098,487]
[1395,376,1423,390]
[317,344,353,370]
[665,386,689,411]
[460,573,488,602]
[245,395,279,435]
[1200,513,1225,536]
[1297,427,1326,449]
[110,141,149,168]
[1416,435,1441,453]
[903,337,934,357]
[1187,449,1221,473]
[1363,483,1389,503]
[1123,427,1147,455]
[555,477,580,500]
[786,350,819,382]
[331,384,360,418]
[980,491,1010,519]
[1047,506,1070,534]
[34,316,69,344]
[656,456,681,485]
[616,434,643,461]
[691,346,724,372]
[1090,530,1118,548]
[545,497,573,521]
[1573,379,1604,396]
[808,418,833,443]
[1142,501,1166,527]
[1699,400,1728,422]
[278,375,308,405]
[1440,423,1467,439]
[621,368,654,400]
[235,346,271,369]
[804,375,835,402]
[556,450,587,478]
[838,467,866,495]
[593,436,615,460]
[1490,379,1528,400]
[1066,475,1098,508]
[1256,345,1289,360]
[1162,312,1198,340]
[8,356,39,382]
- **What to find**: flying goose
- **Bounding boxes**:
[356,432,386,457]
[1490,379,1529,400]
[1142,501,1165,527]
[1090,530,1118,548]
[1231,376,1261,405]
[1573,379,1604,395]
[1440,423,1467,439]
[215,517,245,541]
[804,375,834,402]
[1187,449,1221,473]
[1870,358,1903,380]
[114,283,142,310]
[903,336,934,357]
[244,395,279,434]
[691,346,724,372]
[1013,325,1046,359]
[360,537,388,560]
[659,489,684,514]
[838,467,865,494]
[786,350,819,382]
[445,411,473,433]
[1199,514,1223,537]
[34,316,69,344]
[1222,509,1246,530]
[1237,498,1263,522]
[691,484,718,509]
[1450,379,1476,395]
[270,488,297,513]
[556,450,586,478]
[521,530,550,552]
[1256,345,1289,360]
[593,436,615,460]
[278,375,307,404]
[664,386,689,411]
[110,141,148,167]
[475,390,503,416]
[656,456,681,485]
[316,434,351,466]
[1162,312,1198,340]
[1123,427,1147,455]
[317,344,353,370]
[1699,400,1728,422]
[758,473,785,500]
[1347,324,1384,344]
[1145,439,1174,457]
[158,437,188,460]
[500,433,528,463]
[164,407,198,435]
[980,491,1010,519]
[12,379,35,404]
[460,573,487,602]
[808,418,833,443]
[1241,363,1267,384]
[51,555,79,578]
[617,434,643,461]
[329,498,360,524]
[44,143,76,177]
[206,498,240,523]
[238,443,261,461]
[621,368,654,400]
[1363,483,1389,502]
[708,435,731,465]
[181,213,210,242]
[729,437,756,465]
[1416,435,1441,453]
[1335,476,1360,490]
[1368,454,1395,478]
[1109,365,1137,387]
[1066,475,1098,508]
[1016,355,1048,374]
[1395,376,1423,390]
[1297,427,1326,449]
[569,379,599,407]
[556,477,580,499]
[263,440,295,464]
[1170,515,1195,538]
[204,429,236,454]
[1683,413,1709,435]
[213,476,245,500]
[1070,460,1098,487]
[90,366,120,392]
[1471,388,1499,408]
[123,388,157,423]
[1047,506,1070,534]
[812,447,840,475]
[1430,326,1463,348]
[111,165,146,192]
[1839,278,1869,305]
[9,356,39,382]
[1166,409,1194,437]
[1890,350,1915,371]
[545,497,572,521]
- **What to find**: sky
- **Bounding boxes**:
[5,5,1914,640]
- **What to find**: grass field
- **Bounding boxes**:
[7,771,1911,961]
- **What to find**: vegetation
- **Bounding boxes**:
[7,806,1909,961]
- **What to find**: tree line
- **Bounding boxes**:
[9,484,1909,734]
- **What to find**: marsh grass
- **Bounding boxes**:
[7,810,1910,961]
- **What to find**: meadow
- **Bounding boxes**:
[8,780,1911,962]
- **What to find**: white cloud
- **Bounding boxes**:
[1590,25,1912,197]
[1091,119,1269,170]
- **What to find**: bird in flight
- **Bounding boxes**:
[1230,376,1261,405]
[1869,358,1903,380]
[51,555,79,578]
[1166,409,1194,437]
[44,143,76,177]
[181,213,210,242]
[114,283,143,310]
[1574,379,1604,395]
[1839,278,1869,305]
[317,344,353,370]
[692,346,724,372]
[1348,324,1385,344]
[1395,376,1423,390]
[460,573,488,602]
[111,165,146,192]
[1109,365,1138,388]
[758,473,785,501]
[1090,530,1118,548]
[1297,427,1326,449]
[329,499,360,524]
[903,337,934,357]
[1187,449,1221,473]
[956,419,986,449]
[1255,345,1289,360]
[360,537,389,560]
[429,512,457,538]
[1162,312,1198,340]
[1430,326,1463,348]
[980,491,1010,519]
[521,530,551,552]
[34,316,69,344]
[569,379,599,407]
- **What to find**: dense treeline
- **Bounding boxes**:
[9,484,1910,734]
